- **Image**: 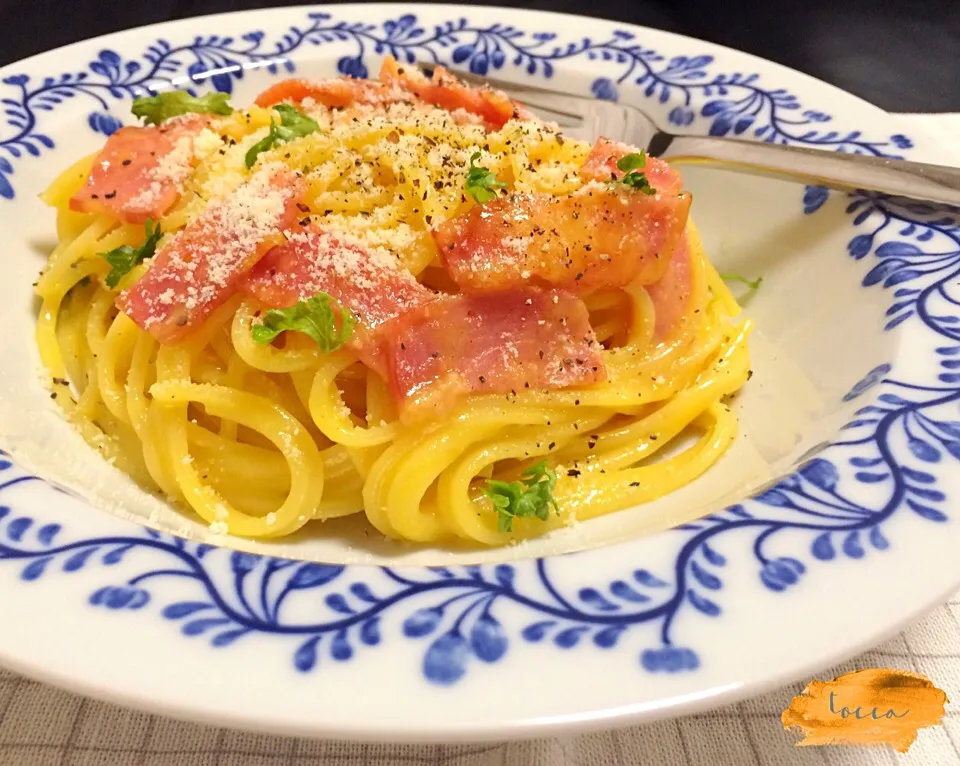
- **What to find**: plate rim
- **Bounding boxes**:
[0,1,955,742]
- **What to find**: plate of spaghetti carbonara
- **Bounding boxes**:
[0,2,957,744]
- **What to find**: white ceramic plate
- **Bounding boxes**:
[0,2,957,743]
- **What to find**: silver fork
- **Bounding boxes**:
[419,64,960,207]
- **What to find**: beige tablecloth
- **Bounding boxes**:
[1,113,958,766]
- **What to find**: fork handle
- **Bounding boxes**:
[655,134,960,207]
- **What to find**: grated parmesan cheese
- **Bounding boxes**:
[154,132,195,184]
[126,180,165,212]
[191,127,225,160]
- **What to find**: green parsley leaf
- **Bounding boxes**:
[131,90,233,126]
[616,152,648,173]
[465,151,507,203]
[609,151,657,195]
[720,273,763,290]
[482,460,560,533]
[245,104,320,169]
[621,173,657,194]
[272,104,321,138]
[100,219,163,289]
[251,292,354,352]
[245,133,277,170]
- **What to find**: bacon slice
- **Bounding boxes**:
[579,138,683,195]
[240,229,603,420]
[646,232,694,339]
[254,78,412,109]
[119,166,305,343]
[254,57,527,130]
[242,225,435,350]
[379,56,527,130]
[380,289,605,421]
[434,186,691,293]
[70,116,210,224]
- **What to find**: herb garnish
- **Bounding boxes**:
[465,151,507,203]
[720,273,763,290]
[251,292,354,351]
[100,219,162,289]
[482,460,559,532]
[131,91,233,126]
[610,152,657,195]
[245,105,320,168]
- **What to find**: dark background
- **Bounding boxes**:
[0,0,957,112]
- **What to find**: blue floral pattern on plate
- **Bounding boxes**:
[0,10,957,688]
[0,12,912,200]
